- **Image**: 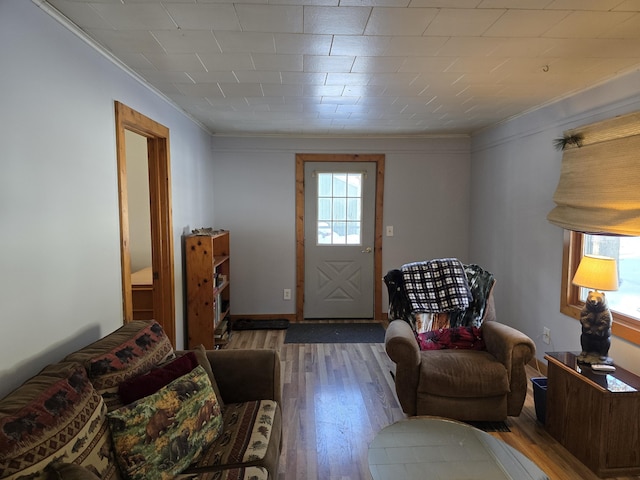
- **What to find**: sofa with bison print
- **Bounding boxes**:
[0,320,282,480]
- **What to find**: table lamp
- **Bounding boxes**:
[572,254,619,366]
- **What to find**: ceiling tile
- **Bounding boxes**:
[424,8,505,36]
[163,4,241,30]
[304,6,372,34]
[175,83,224,97]
[218,83,265,97]
[385,36,448,56]
[483,9,570,37]
[352,56,406,73]
[363,7,438,36]
[263,84,305,96]
[330,36,392,56]
[543,11,636,38]
[599,12,640,38]
[444,57,510,74]
[304,55,356,72]
[214,32,276,54]
[342,0,410,6]
[546,0,626,10]
[86,29,165,54]
[396,56,455,73]
[234,70,282,83]
[304,84,344,96]
[408,0,481,7]
[198,53,255,71]
[436,37,502,57]
[343,84,386,96]
[281,72,327,84]
[144,53,206,72]
[235,5,303,33]
[275,33,333,54]
[185,71,240,83]
[251,54,303,71]
[90,3,177,29]
[326,72,372,85]
[152,30,221,54]
[477,0,552,8]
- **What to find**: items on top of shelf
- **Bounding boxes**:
[191,227,227,236]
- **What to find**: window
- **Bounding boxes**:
[562,231,640,345]
[316,172,362,245]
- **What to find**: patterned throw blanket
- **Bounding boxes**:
[401,258,472,313]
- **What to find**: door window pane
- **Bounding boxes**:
[318,198,331,221]
[316,172,363,245]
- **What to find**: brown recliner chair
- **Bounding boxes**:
[384,267,535,422]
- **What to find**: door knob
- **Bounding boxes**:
[361,247,372,253]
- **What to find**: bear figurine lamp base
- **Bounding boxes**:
[572,255,619,366]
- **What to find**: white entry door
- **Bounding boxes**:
[304,162,376,318]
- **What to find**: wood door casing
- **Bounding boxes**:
[295,153,385,322]
[115,101,176,347]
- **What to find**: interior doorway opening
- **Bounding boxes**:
[115,102,176,346]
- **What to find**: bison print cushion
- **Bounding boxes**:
[107,365,222,480]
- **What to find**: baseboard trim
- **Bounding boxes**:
[230,313,297,323]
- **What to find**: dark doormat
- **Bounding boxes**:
[284,322,385,344]
[232,318,290,331]
[466,421,511,432]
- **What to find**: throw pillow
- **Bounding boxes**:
[0,362,120,480]
[118,352,198,405]
[64,320,175,411]
[107,365,223,480]
[416,326,485,351]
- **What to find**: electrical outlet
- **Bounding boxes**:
[542,327,550,345]
[283,289,292,300]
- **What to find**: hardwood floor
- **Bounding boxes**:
[225,324,640,480]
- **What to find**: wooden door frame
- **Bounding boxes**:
[295,154,385,322]
[115,101,176,346]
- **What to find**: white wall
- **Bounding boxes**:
[0,0,215,397]
[126,130,153,272]
[211,136,472,315]
[470,69,640,374]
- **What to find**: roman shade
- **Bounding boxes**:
[547,111,640,236]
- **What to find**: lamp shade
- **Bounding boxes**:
[572,255,619,291]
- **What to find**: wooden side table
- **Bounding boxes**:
[545,352,640,477]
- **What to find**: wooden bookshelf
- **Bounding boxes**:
[185,231,231,349]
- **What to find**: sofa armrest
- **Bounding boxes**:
[384,320,421,415]
[204,349,282,406]
[482,321,535,416]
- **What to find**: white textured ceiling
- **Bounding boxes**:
[42,0,640,136]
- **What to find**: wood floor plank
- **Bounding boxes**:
[225,325,640,480]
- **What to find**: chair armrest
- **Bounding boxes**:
[482,321,535,416]
[482,321,535,371]
[385,320,421,415]
[204,349,282,406]
[385,320,420,366]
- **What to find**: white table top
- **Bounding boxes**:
[368,417,549,480]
